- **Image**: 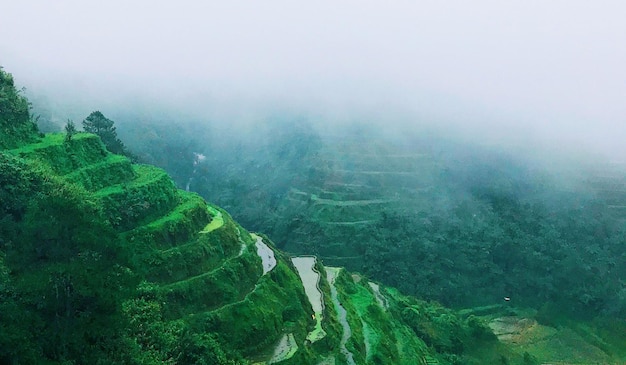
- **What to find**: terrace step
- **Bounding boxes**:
[123,191,210,250]
[63,154,136,191]
[158,241,261,319]
[9,133,109,174]
[184,263,311,359]
[146,234,243,285]
[95,164,180,230]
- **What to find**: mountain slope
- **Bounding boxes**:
[169,122,626,316]
[1,130,518,364]
[0,68,539,364]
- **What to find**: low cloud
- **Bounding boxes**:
[1,1,625,159]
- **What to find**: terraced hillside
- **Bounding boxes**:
[3,131,298,362]
[0,111,532,363]
[4,68,624,364]
[183,125,626,316]
[267,133,444,260]
[4,131,540,364]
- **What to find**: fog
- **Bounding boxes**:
[1,1,625,159]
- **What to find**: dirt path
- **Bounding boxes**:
[160,242,246,289]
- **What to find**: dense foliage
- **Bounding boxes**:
[120,118,626,320]
[0,71,229,363]
[3,67,625,364]
[83,110,131,157]
[0,67,38,149]
[0,152,132,363]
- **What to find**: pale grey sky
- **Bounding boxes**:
[1,1,625,157]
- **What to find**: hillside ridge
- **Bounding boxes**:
[2,68,624,364]
[0,124,518,364]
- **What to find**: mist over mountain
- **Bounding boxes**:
[2,2,626,364]
[2,1,626,159]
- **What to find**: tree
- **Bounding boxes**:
[64,119,76,143]
[0,67,38,149]
[82,111,128,155]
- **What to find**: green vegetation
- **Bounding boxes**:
[0,152,134,363]
[82,110,131,157]
[64,119,77,142]
[131,120,625,313]
[201,205,225,233]
[2,67,625,364]
[0,67,39,149]
[95,164,181,230]
[120,114,625,363]
[64,153,136,191]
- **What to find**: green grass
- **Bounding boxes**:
[350,283,382,362]
[200,205,224,233]
[187,261,314,359]
[94,164,180,230]
[125,194,249,283]
[124,191,209,249]
[7,132,67,152]
[158,243,261,319]
[94,164,171,197]
[149,211,244,269]
[9,133,109,174]
[63,154,135,191]
[517,326,611,364]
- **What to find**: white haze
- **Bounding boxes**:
[1,0,625,160]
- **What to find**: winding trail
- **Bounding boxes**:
[160,242,246,289]
[291,256,326,343]
[326,267,356,365]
